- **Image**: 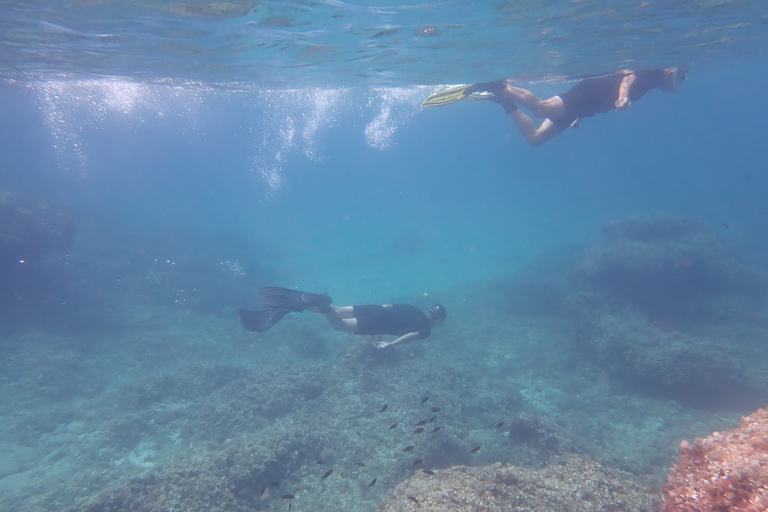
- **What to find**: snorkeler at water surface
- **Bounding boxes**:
[238,286,446,349]
[422,67,687,146]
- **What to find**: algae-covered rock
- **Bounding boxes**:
[379,457,657,512]
[570,213,765,320]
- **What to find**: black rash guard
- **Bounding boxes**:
[553,69,665,131]
[352,304,431,339]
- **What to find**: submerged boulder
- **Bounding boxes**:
[568,214,768,406]
[569,294,764,407]
[570,213,765,321]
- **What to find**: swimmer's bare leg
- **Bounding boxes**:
[321,305,357,333]
[508,113,562,147]
[503,86,565,119]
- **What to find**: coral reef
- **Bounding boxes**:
[660,406,768,512]
[378,456,657,512]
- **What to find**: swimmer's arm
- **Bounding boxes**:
[616,73,636,110]
[374,331,421,349]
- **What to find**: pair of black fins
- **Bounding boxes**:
[238,286,332,332]
[420,80,509,108]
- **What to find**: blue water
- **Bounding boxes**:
[1,1,768,511]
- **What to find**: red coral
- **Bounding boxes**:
[660,407,768,512]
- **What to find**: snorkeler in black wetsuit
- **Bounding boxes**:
[238,286,446,349]
[475,67,687,146]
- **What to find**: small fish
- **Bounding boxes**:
[470,445,481,453]
[431,407,441,413]
[413,427,424,434]
[430,427,441,433]
[315,459,324,465]
[321,469,333,479]
[420,397,429,403]
[422,469,435,476]
[415,419,427,426]
[282,494,294,500]
[368,478,377,487]
[495,421,505,428]
[427,416,437,423]
[412,458,423,466]
[288,503,292,512]
[355,461,366,467]
[408,496,420,505]
[403,445,414,451]
[722,223,730,229]
[389,423,399,429]
[357,431,362,437]
[259,487,267,497]
[380,404,388,413]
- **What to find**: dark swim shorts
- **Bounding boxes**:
[553,73,625,131]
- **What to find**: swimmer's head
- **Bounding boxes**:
[426,304,446,325]
[662,66,688,92]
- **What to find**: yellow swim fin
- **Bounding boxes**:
[420,84,475,107]
[420,81,507,108]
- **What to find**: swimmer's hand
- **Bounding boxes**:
[615,97,631,110]
[373,340,391,349]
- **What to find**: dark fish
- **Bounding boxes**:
[321,469,333,479]
[470,445,481,453]
[355,461,366,467]
[430,427,441,433]
[495,421,505,428]
[422,469,435,476]
[722,223,730,229]
[259,487,267,497]
[428,416,437,423]
[282,494,294,500]
[413,458,423,466]
[421,397,429,403]
[403,445,414,451]
[315,459,324,464]
[389,423,399,429]
[368,478,377,487]
[288,503,292,512]
[357,431,362,437]
[415,419,427,426]
[380,404,388,413]
[431,407,441,413]
[413,427,424,434]
[408,496,420,504]
[372,28,398,39]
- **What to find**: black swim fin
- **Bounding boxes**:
[238,307,290,332]
[258,286,332,312]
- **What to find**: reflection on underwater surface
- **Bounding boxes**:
[2,0,768,85]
